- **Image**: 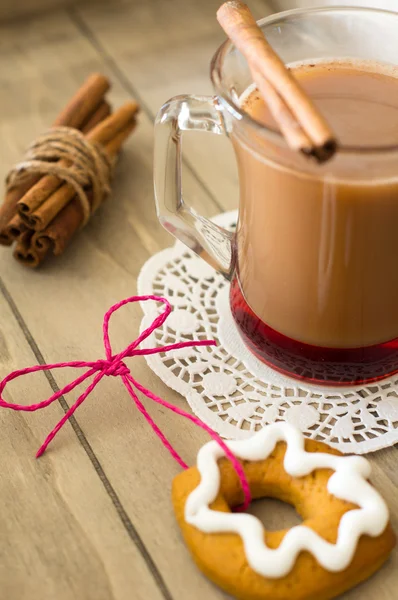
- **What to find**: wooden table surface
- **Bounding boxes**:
[0,1,396,599]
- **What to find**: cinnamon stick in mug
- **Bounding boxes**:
[217,1,337,161]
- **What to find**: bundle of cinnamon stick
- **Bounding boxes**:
[0,73,139,267]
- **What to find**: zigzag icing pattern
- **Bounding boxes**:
[185,423,389,578]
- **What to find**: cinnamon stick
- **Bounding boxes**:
[18,176,63,223]
[0,177,40,244]
[0,74,111,242]
[87,102,139,146]
[13,230,34,265]
[32,193,93,259]
[0,214,28,245]
[82,101,111,134]
[14,230,51,268]
[31,119,138,263]
[217,1,337,162]
[52,73,110,129]
[103,119,138,155]
[17,100,112,222]
[27,103,139,231]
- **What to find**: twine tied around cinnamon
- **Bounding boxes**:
[6,126,114,226]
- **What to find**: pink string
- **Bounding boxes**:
[0,295,251,510]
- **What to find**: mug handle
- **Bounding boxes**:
[154,94,235,279]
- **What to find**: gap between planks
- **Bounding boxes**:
[0,3,275,599]
[67,6,225,214]
[0,275,175,600]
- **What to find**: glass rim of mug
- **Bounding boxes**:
[210,5,398,156]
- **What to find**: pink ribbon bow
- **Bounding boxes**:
[0,295,251,509]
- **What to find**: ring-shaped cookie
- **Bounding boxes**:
[172,423,395,600]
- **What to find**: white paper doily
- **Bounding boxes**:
[138,211,398,455]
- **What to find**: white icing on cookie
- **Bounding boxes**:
[185,423,389,579]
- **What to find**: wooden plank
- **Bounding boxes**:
[340,457,398,599]
[69,2,398,598]
[0,5,397,600]
[0,0,78,22]
[0,10,229,600]
[70,0,275,212]
[0,285,165,600]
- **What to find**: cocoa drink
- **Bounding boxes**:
[231,60,398,384]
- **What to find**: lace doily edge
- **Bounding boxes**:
[137,229,398,456]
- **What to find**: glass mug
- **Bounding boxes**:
[154,7,398,386]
